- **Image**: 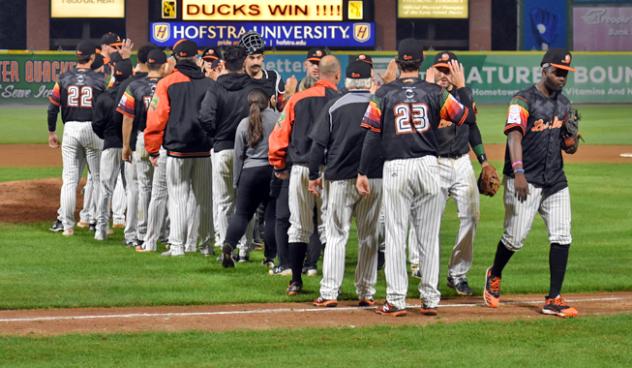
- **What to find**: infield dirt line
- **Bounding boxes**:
[0,296,626,324]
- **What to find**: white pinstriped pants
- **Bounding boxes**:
[112,173,126,224]
[166,156,213,249]
[59,121,103,230]
[212,149,235,245]
[96,148,122,235]
[383,156,444,309]
[124,160,139,243]
[501,178,572,250]
[79,172,95,223]
[134,132,154,242]
[320,179,382,300]
[144,149,168,249]
[288,165,327,245]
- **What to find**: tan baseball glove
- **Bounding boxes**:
[478,164,500,197]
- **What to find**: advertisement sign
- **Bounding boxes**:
[150,22,375,48]
[182,0,343,21]
[397,0,468,19]
[50,0,125,18]
[521,0,568,50]
[2,51,632,104]
[573,7,632,51]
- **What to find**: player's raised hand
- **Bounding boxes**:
[514,173,529,202]
[48,132,59,149]
[308,178,322,198]
[356,174,370,196]
[119,38,134,60]
[285,76,298,96]
[425,67,435,83]
[380,59,398,85]
[448,60,465,89]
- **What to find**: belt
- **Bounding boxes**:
[438,153,465,159]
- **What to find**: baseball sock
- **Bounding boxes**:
[548,243,570,299]
[289,242,307,284]
[491,240,514,277]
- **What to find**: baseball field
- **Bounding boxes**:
[0,105,631,367]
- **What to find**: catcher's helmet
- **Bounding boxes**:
[239,31,266,55]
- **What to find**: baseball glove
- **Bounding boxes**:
[478,164,500,197]
[561,108,581,154]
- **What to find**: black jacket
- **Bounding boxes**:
[92,82,125,150]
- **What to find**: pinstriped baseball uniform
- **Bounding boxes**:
[95,148,122,236]
[124,160,139,244]
[48,68,106,231]
[143,148,168,250]
[288,166,327,244]
[112,172,126,225]
[79,172,95,224]
[359,78,475,309]
[308,90,383,301]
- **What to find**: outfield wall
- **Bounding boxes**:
[1,51,631,105]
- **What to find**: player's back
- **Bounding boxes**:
[55,68,106,123]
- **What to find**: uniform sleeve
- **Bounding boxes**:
[358,129,382,176]
[199,85,219,140]
[144,79,170,156]
[47,82,61,132]
[116,88,136,119]
[439,89,470,126]
[268,97,295,170]
[360,96,383,133]
[504,96,529,136]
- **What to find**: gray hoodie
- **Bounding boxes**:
[233,108,280,187]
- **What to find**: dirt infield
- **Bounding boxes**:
[0,292,630,336]
[3,144,632,168]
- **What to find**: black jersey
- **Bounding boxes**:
[47,68,106,132]
[503,85,573,190]
[308,90,383,180]
[117,76,160,149]
[92,82,125,150]
[434,86,480,157]
[360,78,472,161]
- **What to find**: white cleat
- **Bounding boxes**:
[161,245,184,257]
[62,228,74,237]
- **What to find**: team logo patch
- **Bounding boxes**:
[353,23,371,43]
[153,23,170,43]
[507,105,522,125]
[441,53,450,61]
[563,54,571,64]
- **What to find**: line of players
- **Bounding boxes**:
[47,31,579,319]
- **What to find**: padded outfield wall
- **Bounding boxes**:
[0,51,631,104]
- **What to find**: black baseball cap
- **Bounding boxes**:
[432,51,458,68]
[397,38,424,63]
[100,32,123,47]
[173,39,198,58]
[114,59,133,81]
[147,49,167,65]
[201,47,222,62]
[91,54,105,70]
[356,54,373,66]
[306,48,326,64]
[346,60,372,79]
[138,44,157,64]
[76,40,97,58]
[541,48,576,72]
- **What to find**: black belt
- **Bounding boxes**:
[438,153,465,159]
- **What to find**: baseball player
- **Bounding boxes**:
[199,45,266,261]
[119,45,162,246]
[91,60,133,240]
[418,51,497,295]
[200,47,224,81]
[145,39,214,257]
[484,49,579,318]
[268,55,341,296]
[48,40,107,236]
[357,39,475,316]
[309,60,383,307]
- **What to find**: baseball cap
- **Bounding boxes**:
[397,38,424,63]
[100,32,123,47]
[201,47,222,62]
[541,48,576,72]
[147,49,167,65]
[355,54,373,66]
[432,51,458,69]
[76,40,97,58]
[346,60,372,79]
[137,44,157,64]
[91,54,105,70]
[306,48,327,64]
[239,31,266,55]
[172,39,198,58]
[113,59,133,81]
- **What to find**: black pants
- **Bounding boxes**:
[225,165,276,260]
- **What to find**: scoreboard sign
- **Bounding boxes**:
[183,0,344,21]
[150,21,375,48]
[50,0,125,18]
[398,0,468,19]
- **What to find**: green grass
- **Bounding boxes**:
[0,167,61,182]
[1,104,630,145]
[0,162,630,309]
[2,314,632,367]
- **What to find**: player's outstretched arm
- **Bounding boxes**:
[507,130,528,202]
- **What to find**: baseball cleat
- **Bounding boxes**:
[313,297,338,308]
[375,302,407,317]
[221,244,235,268]
[94,231,106,241]
[77,220,90,229]
[88,222,97,232]
[62,228,74,237]
[447,276,473,296]
[161,245,184,257]
[358,297,376,307]
[287,281,302,296]
[542,296,578,318]
[421,305,438,316]
[269,265,292,276]
[483,267,501,308]
[49,220,63,233]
